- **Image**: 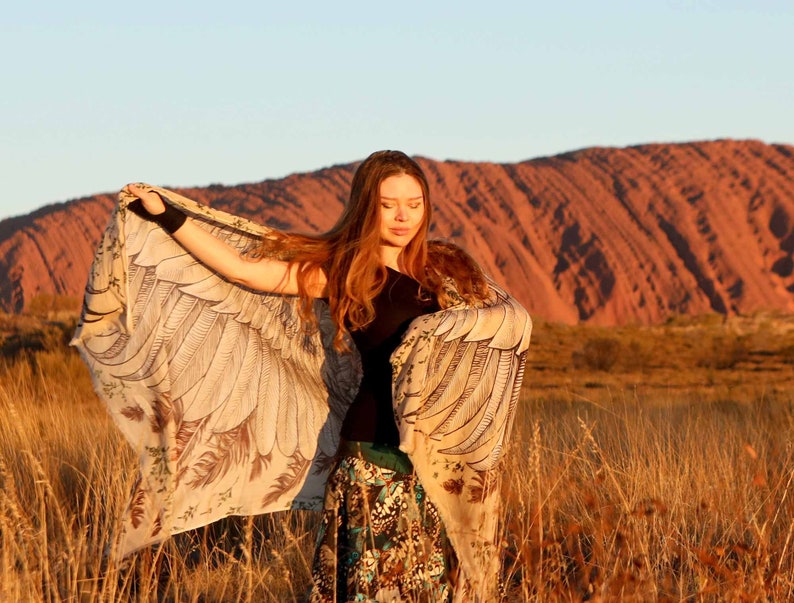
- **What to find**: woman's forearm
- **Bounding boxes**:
[125,183,321,295]
[170,217,299,294]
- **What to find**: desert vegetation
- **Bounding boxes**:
[1,307,793,601]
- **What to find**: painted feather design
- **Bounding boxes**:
[393,282,532,471]
[73,181,531,597]
[72,184,360,556]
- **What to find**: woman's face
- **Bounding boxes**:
[378,173,425,253]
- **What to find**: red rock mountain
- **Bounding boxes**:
[2,139,793,324]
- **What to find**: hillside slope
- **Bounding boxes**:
[1,139,793,324]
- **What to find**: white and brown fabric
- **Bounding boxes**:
[72,185,532,602]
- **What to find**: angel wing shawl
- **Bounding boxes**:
[72,185,533,595]
[71,185,360,557]
[392,280,532,602]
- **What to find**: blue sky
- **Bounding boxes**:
[1,1,791,220]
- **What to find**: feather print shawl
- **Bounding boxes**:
[72,185,532,602]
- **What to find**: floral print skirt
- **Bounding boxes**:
[309,442,452,603]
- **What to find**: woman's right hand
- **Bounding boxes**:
[126,183,166,215]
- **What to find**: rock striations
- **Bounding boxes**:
[1,139,793,324]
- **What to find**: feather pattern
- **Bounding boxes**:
[72,185,360,557]
[72,184,531,601]
[390,278,531,602]
[394,283,531,468]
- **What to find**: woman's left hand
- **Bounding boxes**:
[125,183,166,216]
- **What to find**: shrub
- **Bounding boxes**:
[780,344,794,365]
[622,339,653,372]
[573,337,621,372]
[0,318,77,359]
[696,334,749,370]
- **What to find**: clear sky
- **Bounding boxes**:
[1,0,791,221]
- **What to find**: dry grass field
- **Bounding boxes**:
[1,310,793,601]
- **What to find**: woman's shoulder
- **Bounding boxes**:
[427,239,482,278]
[427,239,479,269]
[426,240,490,305]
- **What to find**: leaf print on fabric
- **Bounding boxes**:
[187,422,252,489]
[129,482,146,530]
[173,417,203,460]
[249,452,272,481]
[151,512,163,538]
[467,469,499,504]
[442,478,464,496]
[120,404,145,422]
[263,453,310,507]
[149,393,174,435]
[72,184,360,557]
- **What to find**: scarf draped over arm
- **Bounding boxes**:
[72,185,532,603]
[392,280,532,602]
[72,185,360,557]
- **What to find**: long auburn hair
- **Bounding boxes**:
[256,150,489,349]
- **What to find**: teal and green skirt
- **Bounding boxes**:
[310,442,452,603]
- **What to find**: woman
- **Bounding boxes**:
[75,151,531,602]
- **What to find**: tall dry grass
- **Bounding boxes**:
[0,345,319,602]
[502,390,794,601]
[1,312,793,601]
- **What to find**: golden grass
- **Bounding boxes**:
[502,391,794,601]
[1,312,793,601]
